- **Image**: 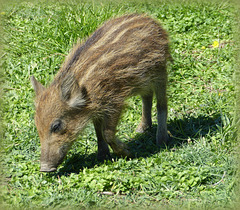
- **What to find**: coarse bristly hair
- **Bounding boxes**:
[52,14,171,111]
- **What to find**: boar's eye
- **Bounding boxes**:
[50,120,63,133]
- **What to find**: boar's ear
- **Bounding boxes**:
[31,76,46,96]
[60,74,87,109]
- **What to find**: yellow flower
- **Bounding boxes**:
[212,40,219,48]
[201,46,206,49]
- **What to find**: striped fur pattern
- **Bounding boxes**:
[31,14,171,172]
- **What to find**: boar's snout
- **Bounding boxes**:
[40,163,57,172]
[39,142,72,172]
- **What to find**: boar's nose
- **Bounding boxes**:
[40,163,57,172]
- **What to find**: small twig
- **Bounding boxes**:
[212,171,226,187]
[57,175,62,185]
[98,191,115,196]
[10,28,24,33]
[0,53,6,59]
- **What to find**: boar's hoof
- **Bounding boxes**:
[156,134,169,146]
[97,152,111,161]
[40,163,57,172]
[117,147,133,159]
[135,123,151,133]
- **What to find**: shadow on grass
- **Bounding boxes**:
[57,113,222,175]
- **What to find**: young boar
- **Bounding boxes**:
[31,14,171,172]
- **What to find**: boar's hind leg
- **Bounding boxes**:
[154,78,169,145]
[103,110,132,158]
[94,120,111,161]
[136,92,153,133]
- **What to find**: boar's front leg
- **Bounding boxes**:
[101,110,132,158]
[93,119,111,161]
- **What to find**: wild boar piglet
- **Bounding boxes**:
[31,14,171,172]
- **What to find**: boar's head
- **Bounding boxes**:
[31,75,89,172]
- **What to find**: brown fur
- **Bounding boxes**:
[31,14,171,172]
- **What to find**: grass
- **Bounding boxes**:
[0,0,238,209]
